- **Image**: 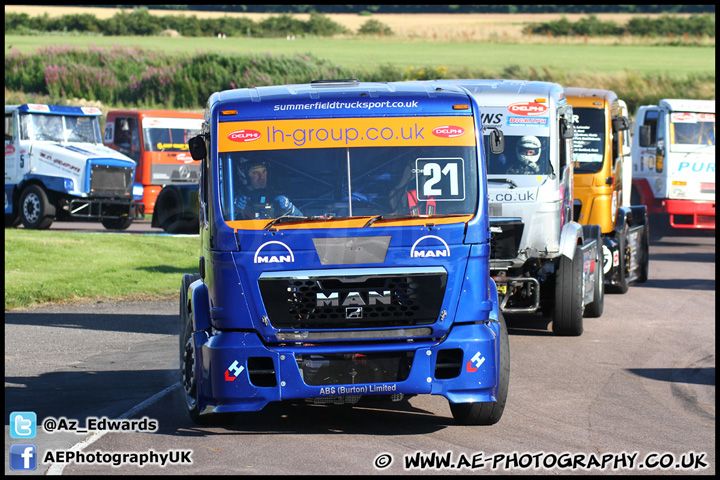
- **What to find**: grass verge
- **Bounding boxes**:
[4,229,199,310]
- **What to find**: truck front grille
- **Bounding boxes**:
[296,352,413,386]
[490,219,524,260]
[259,269,447,330]
[89,164,133,197]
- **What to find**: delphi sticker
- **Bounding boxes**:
[228,129,261,142]
[508,102,548,116]
[432,125,465,138]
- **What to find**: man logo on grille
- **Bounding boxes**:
[316,290,392,307]
[346,307,363,319]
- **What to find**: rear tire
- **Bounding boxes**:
[449,312,509,425]
[19,185,55,229]
[101,217,133,230]
[552,247,584,336]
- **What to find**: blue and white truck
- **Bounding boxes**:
[179,79,509,425]
[5,104,143,229]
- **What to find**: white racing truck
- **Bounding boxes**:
[5,104,143,229]
[439,79,603,335]
[631,99,715,233]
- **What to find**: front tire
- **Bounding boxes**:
[19,185,55,229]
[607,228,630,294]
[634,224,650,284]
[552,246,584,336]
[449,312,509,425]
[179,273,211,425]
[584,227,604,318]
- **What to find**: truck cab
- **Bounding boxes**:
[103,110,203,221]
[565,87,649,292]
[437,79,603,334]
[179,80,508,426]
[631,99,715,232]
[5,104,143,230]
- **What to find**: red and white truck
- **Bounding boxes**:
[631,99,715,232]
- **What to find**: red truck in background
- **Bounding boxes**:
[104,110,203,232]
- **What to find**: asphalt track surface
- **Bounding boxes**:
[4,228,715,475]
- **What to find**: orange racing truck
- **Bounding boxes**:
[103,110,203,232]
[565,87,650,293]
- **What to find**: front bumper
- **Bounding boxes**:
[193,322,501,416]
[67,197,145,220]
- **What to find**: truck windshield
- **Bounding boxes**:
[670,112,715,149]
[570,107,605,174]
[219,145,478,221]
[19,113,102,143]
[485,134,549,176]
[142,119,202,152]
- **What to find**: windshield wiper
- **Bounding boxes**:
[488,178,518,189]
[263,215,332,231]
[363,213,468,228]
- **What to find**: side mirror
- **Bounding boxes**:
[489,129,504,154]
[188,135,207,161]
[638,125,652,147]
[612,116,630,132]
[560,118,574,139]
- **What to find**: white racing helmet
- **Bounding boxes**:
[516,136,542,170]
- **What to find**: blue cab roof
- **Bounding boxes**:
[208,80,476,121]
[6,104,102,116]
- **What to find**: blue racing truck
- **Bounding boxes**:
[179,80,508,425]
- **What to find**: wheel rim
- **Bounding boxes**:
[23,193,41,223]
[181,336,198,410]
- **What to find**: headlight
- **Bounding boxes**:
[670,180,687,198]
[132,183,144,201]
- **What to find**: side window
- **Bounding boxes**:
[201,135,209,212]
[115,118,140,161]
[644,110,659,147]
[5,114,13,141]
[656,111,666,150]
[558,114,571,178]
[612,130,620,167]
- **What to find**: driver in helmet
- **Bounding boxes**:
[508,135,542,174]
[234,157,302,219]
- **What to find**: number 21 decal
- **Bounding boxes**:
[415,158,465,201]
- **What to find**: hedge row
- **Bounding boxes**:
[5,45,356,107]
[524,14,715,38]
[6,10,716,38]
[5,46,715,114]
[4,9,359,38]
